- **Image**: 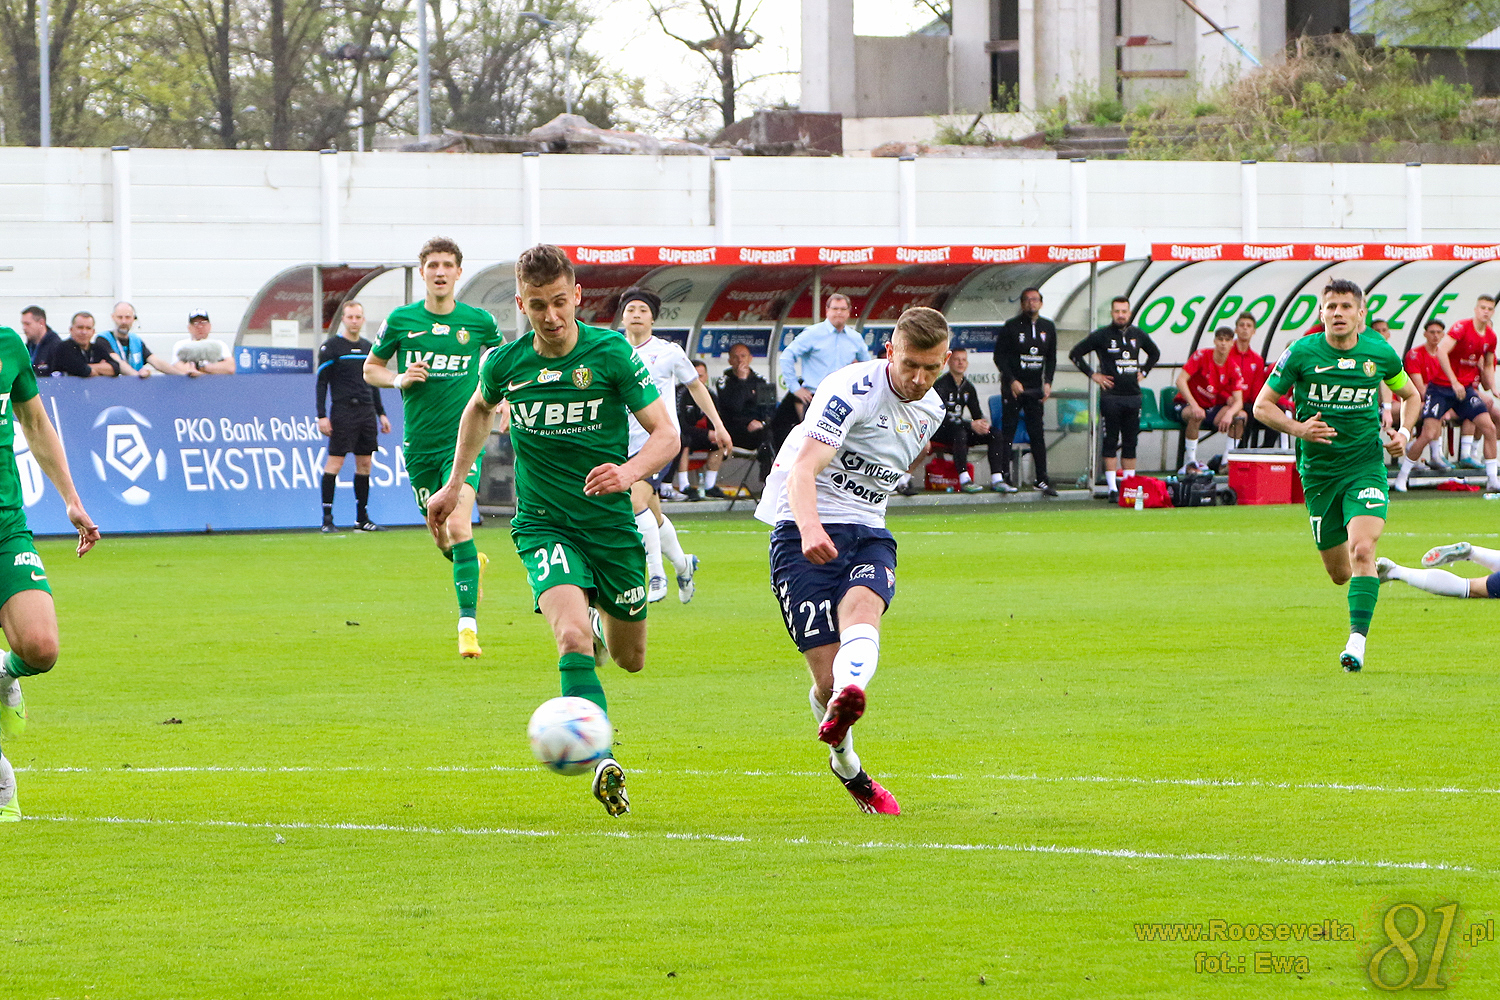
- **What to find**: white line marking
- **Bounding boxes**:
[22,765,1500,797]
[26,814,1480,874]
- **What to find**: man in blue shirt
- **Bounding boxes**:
[773,293,871,448]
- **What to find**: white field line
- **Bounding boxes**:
[19,764,1500,797]
[25,813,1481,873]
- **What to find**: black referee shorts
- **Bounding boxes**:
[328,404,379,457]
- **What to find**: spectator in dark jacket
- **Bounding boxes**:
[927,349,1005,493]
[992,287,1058,495]
[20,306,62,377]
[716,342,775,477]
[51,312,118,378]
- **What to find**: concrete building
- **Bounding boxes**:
[802,1,1352,120]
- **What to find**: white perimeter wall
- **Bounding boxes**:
[0,147,1486,351]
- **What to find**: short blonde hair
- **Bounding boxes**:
[893,306,949,351]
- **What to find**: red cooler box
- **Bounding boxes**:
[1227,449,1303,504]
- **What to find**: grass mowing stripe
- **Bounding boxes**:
[28,813,1482,873]
[22,764,1500,796]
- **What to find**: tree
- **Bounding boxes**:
[1365,0,1500,46]
[912,0,951,32]
[646,0,763,130]
[0,0,138,145]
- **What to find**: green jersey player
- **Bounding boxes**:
[0,327,101,820]
[365,237,502,659]
[425,245,679,817]
[1254,279,1421,672]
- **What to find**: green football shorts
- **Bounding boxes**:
[512,520,648,622]
[0,508,51,608]
[405,450,484,514]
[1301,465,1390,552]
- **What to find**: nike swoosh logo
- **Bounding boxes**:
[507,380,533,391]
[628,604,645,615]
[1366,501,1384,508]
[29,571,45,581]
[405,331,423,339]
[1314,365,1337,373]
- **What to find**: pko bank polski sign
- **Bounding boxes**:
[21,375,423,534]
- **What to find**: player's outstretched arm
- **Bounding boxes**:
[16,396,100,556]
[586,397,677,496]
[426,389,496,539]
[787,438,838,565]
[685,377,732,456]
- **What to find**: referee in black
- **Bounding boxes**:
[993,287,1058,495]
[1069,295,1161,500]
[317,300,390,531]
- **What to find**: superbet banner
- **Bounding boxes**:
[1152,243,1500,262]
[562,245,1127,267]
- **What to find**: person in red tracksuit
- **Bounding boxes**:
[1173,326,1247,471]
[1226,312,1273,448]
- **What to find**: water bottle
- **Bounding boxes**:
[1134,491,1144,511]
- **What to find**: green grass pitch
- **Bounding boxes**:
[7,498,1498,998]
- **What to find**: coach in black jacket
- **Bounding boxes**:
[992,287,1057,494]
[1068,295,1161,498]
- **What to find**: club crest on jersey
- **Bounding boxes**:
[538,368,562,384]
[456,328,470,345]
[1363,360,1376,376]
[1338,357,1355,369]
[431,324,450,336]
[572,367,593,389]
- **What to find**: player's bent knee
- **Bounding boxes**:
[13,634,57,671]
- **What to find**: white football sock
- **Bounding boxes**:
[636,509,665,579]
[1183,438,1198,464]
[809,685,827,723]
[657,515,689,576]
[1461,435,1474,460]
[958,470,972,485]
[1343,631,1366,659]
[704,469,718,488]
[832,623,880,695]
[1486,458,1497,480]
[990,472,1004,484]
[1390,565,1471,597]
[457,616,477,634]
[0,673,16,705]
[811,687,862,777]
[0,755,13,811]
[1105,469,1117,491]
[1429,440,1444,463]
[675,471,689,489]
[1467,545,1500,571]
[1396,455,1414,486]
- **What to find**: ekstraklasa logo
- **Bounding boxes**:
[90,405,168,505]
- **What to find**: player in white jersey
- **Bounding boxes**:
[1377,540,1500,600]
[757,306,949,815]
[619,287,731,603]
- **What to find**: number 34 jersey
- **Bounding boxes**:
[756,359,944,530]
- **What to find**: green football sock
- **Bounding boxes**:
[452,540,478,618]
[440,547,454,563]
[1348,575,1380,636]
[3,651,42,678]
[559,652,607,713]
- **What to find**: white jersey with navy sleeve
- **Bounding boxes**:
[626,335,697,456]
[755,359,944,529]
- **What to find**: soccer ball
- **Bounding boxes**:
[527,697,613,776]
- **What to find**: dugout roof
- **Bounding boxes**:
[456,244,1126,384]
[1142,243,1500,366]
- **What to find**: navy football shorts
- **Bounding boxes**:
[1423,384,1489,422]
[768,522,897,652]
